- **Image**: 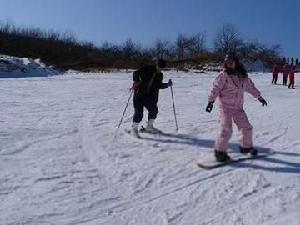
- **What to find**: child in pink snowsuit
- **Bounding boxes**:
[206,53,267,162]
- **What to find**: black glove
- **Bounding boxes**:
[258,96,267,106]
[206,101,214,113]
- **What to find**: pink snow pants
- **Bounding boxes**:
[215,108,253,151]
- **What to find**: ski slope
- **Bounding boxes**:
[0,71,300,225]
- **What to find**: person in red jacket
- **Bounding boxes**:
[272,64,279,84]
[282,63,289,86]
[288,65,295,89]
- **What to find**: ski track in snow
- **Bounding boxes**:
[0,72,300,225]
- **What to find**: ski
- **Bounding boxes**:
[139,126,163,134]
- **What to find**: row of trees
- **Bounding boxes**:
[0,21,293,71]
[283,57,299,65]
[150,24,285,66]
[0,22,104,70]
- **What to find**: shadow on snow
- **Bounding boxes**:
[141,132,300,175]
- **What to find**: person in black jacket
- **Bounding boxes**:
[130,59,172,138]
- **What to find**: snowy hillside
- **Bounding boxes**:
[0,55,60,78]
[0,71,300,225]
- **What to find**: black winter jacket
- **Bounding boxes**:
[133,65,168,100]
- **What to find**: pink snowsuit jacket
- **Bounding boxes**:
[208,71,261,110]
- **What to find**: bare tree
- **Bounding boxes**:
[238,41,262,60]
[153,38,171,59]
[188,32,206,56]
[176,34,191,60]
[122,38,140,58]
[61,30,77,44]
[255,44,281,64]
[214,23,243,54]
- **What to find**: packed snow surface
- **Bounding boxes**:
[0,71,299,225]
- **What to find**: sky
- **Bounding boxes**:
[0,0,299,57]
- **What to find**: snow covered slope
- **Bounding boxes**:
[0,71,299,225]
[0,55,60,78]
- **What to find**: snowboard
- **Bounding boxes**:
[197,153,270,169]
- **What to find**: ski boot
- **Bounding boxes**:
[239,146,258,156]
[132,123,140,138]
[142,119,161,134]
[214,150,231,162]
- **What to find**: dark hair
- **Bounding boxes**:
[157,58,167,68]
[223,54,248,78]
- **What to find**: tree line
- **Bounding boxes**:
[0,22,297,71]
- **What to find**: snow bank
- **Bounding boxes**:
[0,55,61,78]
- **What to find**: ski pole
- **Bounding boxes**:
[114,90,133,138]
[170,83,179,131]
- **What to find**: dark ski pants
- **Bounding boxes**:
[133,94,158,123]
[288,79,294,89]
[272,74,278,84]
[283,74,288,86]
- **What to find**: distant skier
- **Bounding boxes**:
[130,59,172,138]
[282,63,289,86]
[288,65,295,89]
[272,64,279,84]
[206,53,268,162]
